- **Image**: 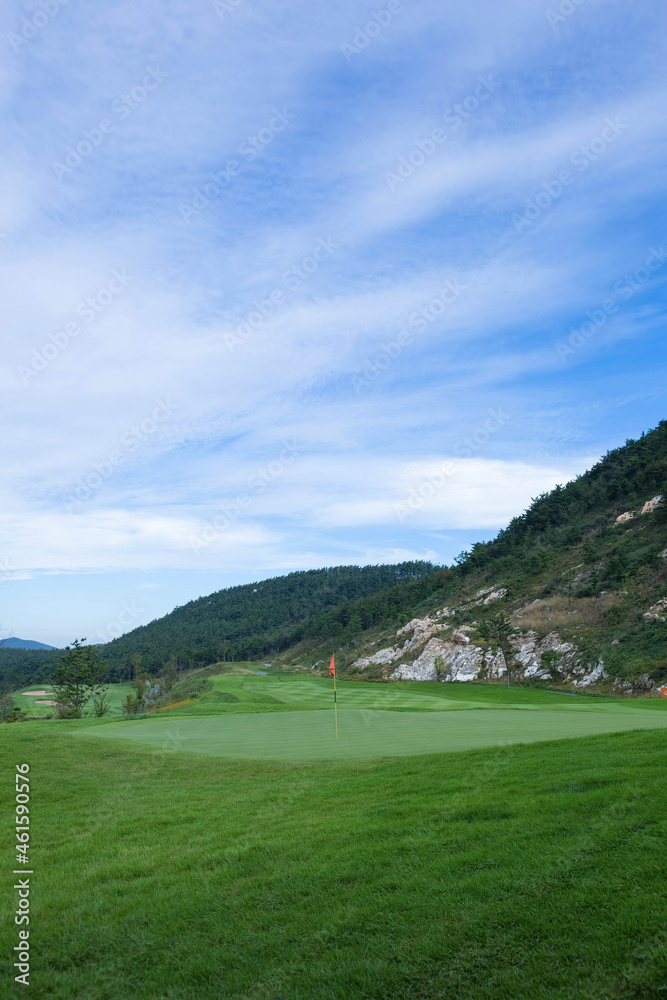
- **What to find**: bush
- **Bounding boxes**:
[122,693,142,716]
[55,703,82,720]
[0,696,28,723]
[92,692,112,717]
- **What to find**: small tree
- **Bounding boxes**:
[433,655,448,679]
[477,612,516,687]
[0,696,28,724]
[92,691,112,717]
[52,639,107,718]
[540,649,562,682]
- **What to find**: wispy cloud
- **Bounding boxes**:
[1,0,667,639]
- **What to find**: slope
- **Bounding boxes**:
[99,561,436,675]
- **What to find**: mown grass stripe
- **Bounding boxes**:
[80,706,667,760]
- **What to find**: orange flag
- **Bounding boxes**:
[329,654,335,677]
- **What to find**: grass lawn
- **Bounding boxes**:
[81,705,667,760]
[2,672,667,998]
[12,682,135,718]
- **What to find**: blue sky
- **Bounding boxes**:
[1,0,666,646]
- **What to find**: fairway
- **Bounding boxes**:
[82,704,667,760]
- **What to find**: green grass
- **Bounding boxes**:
[12,682,135,718]
[2,672,667,998]
[81,705,667,760]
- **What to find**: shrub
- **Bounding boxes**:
[55,703,82,720]
[92,692,112,717]
[122,693,142,716]
[0,696,28,723]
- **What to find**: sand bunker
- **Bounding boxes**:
[34,700,57,706]
[23,690,55,696]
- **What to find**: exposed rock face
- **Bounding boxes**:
[351,610,452,670]
[351,645,403,669]
[469,586,507,606]
[613,673,654,692]
[572,661,607,687]
[352,606,611,689]
[643,598,667,623]
[510,630,578,679]
[482,588,507,604]
[390,636,493,683]
[641,494,662,514]
[615,511,634,524]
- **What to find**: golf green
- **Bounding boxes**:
[79,705,667,760]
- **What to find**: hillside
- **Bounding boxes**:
[0,647,60,694]
[279,421,667,692]
[4,422,666,695]
[99,562,436,676]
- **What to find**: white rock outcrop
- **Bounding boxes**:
[390,636,492,682]
[641,495,662,514]
[351,607,606,688]
[350,645,403,669]
[615,511,634,525]
[510,630,577,679]
[482,588,507,605]
[470,586,507,606]
[351,610,452,670]
[643,598,667,623]
[572,661,607,687]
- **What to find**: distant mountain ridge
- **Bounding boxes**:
[2,637,56,650]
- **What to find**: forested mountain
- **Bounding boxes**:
[2,637,56,649]
[99,562,436,675]
[3,421,666,691]
[0,647,60,694]
[283,421,667,686]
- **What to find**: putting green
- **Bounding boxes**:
[79,706,667,760]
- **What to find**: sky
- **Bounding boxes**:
[1,0,666,647]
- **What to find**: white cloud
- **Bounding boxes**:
[1,0,666,630]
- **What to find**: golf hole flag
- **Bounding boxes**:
[329,655,338,738]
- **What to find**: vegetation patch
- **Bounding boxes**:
[2,718,666,999]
